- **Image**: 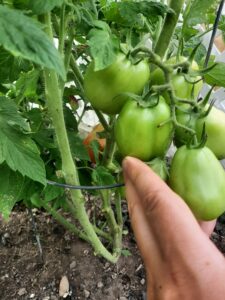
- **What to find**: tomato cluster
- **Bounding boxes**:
[84,51,225,221]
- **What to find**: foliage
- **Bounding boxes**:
[0,0,224,262]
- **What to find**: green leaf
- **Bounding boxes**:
[88,21,120,71]
[0,46,31,84]
[121,249,132,257]
[68,132,90,161]
[147,158,168,181]
[0,96,29,131]
[0,164,24,219]
[184,0,220,26]
[204,62,225,87]
[0,5,66,79]
[118,1,171,26]
[0,96,46,184]
[43,182,64,202]
[92,166,115,186]
[103,0,170,27]
[27,0,64,15]
[63,105,78,132]
[15,69,40,102]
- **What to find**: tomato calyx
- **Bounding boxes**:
[186,127,207,150]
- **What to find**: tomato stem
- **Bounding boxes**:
[43,12,120,263]
[58,3,66,56]
[154,0,185,59]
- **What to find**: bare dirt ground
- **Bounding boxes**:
[0,208,225,300]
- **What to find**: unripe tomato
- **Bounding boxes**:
[114,97,173,161]
[169,145,225,221]
[84,53,150,115]
[83,124,106,163]
[175,105,225,159]
[150,56,203,103]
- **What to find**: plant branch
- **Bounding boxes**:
[154,0,185,59]
[42,13,119,263]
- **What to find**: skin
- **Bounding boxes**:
[122,156,225,300]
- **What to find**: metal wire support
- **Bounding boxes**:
[47,180,125,190]
[204,0,225,67]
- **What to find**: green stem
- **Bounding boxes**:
[70,55,84,86]
[58,4,66,56]
[41,201,89,241]
[94,109,110,132]
[102,137,116,168]
[100,190,122,257]
[64,34,75,73]
[93,226,112,242]
[43,13,119,263]
[115,191,123,226]
[154,0,185,59]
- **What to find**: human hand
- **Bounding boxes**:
[123,157,225,300]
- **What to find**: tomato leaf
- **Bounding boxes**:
[87,21,120,71]
[102,0,171,26]
[184,0,220,27]
[26,0,64,15]
[0,46,31,84]
[0,96,46,185]
[43,180,65,202]
[68,132,90,161]
[204,62,225,87]
[92,166,116,186]
[15,69,40,103]
[0,5,66,80]
[118,1,171,25]
[0,164,25,220]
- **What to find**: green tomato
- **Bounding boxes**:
[83,53,150,115]
[169,145,225,220]
[175,105,225,159]
[114,97,173,161]
[150,56,203,103]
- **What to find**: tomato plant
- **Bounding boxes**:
[169,145,225,220]
[1,0,225,264]
[114,97,173,161]
[84,53,150,114]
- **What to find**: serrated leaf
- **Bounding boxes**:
[92,166,115,186]
[118,1,171,26]
[103,0,170,26]
[184,0,220,26]
[0,164,24,219]
[204,62,225,87]
[0,97,46,184]
[88,24,120,71]
[27,0,64,14]
[0,46,31,84]
[0,96,29,131]
[0,5,66,79]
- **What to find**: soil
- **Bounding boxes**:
[0,208,225,300]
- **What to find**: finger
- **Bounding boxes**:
[122,157,211,252]
[124,174,163,268]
